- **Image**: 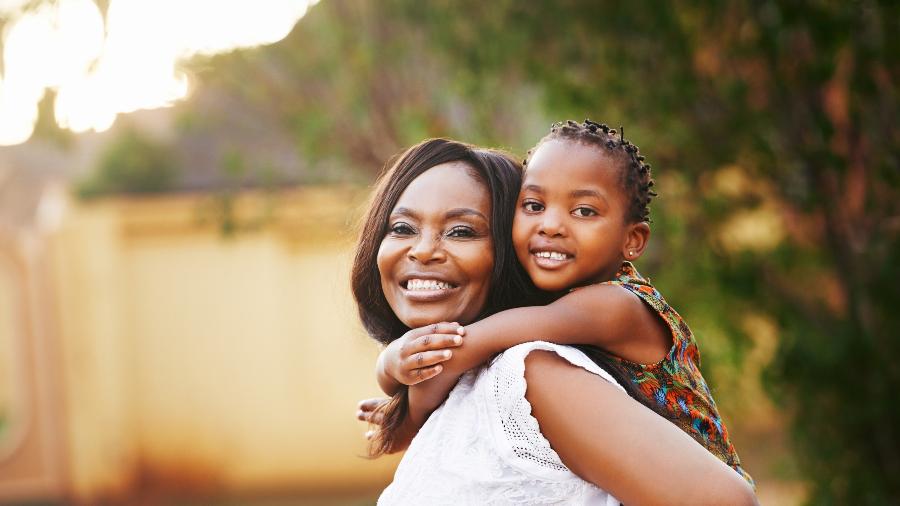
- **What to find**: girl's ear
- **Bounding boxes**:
[623,222,650,261]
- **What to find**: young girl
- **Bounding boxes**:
[364,120,754,486]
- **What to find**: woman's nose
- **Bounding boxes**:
[407,233,446,263]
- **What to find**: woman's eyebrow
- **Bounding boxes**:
[445,208,487,220]
[522,184,543,194]
[391,207,419,218]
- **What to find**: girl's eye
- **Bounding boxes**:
[447,226,476,238]
[573,207,598,217]
[522,201,544,213]
[390,222,415,235]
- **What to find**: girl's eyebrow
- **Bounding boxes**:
[522,184,543,193]
[571,189,610,209]
[570,189,605,200]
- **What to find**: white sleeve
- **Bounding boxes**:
[486,341,627,479]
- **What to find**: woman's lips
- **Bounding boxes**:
[400,277,460,302]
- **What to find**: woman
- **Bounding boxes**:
[352,138,757,505]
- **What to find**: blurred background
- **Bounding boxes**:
[0,0,897,505]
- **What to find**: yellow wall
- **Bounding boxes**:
[48,187,400,500]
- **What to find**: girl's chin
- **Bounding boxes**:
[532,277,572,292]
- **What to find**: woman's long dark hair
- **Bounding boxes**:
[351,138,544,456]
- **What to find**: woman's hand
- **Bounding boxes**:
[377,322,466,393]
[357,397,389,439]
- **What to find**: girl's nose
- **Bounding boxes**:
[538,210,567,237]
[407,233,446,263]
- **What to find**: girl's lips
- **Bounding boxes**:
[530,251,574,270]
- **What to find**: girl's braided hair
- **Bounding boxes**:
[524,119,658,223]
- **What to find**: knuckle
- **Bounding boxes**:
[422,334,431,346]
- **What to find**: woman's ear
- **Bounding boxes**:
[623,222,650,261]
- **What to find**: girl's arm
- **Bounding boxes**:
[377,284,666,397]
[525,350,758,506]
[374,283,671,446]
[400,283,670,428]
[452,283,671,373]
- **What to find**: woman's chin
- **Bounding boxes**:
[396,305,466,329]
[389,291,485,328]
[402,313,458,329]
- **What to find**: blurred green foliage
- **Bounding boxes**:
[60,0,900,502]
[77,128,177,198]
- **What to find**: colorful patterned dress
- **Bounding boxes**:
[603,261,754,487]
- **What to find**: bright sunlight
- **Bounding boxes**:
[0,0,319,145]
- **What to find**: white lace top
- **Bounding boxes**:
[378,341,625,505]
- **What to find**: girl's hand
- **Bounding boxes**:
[382,322,466,386]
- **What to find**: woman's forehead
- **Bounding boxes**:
[393,162,492,216]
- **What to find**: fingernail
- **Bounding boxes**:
[457,326,465,335]
[443,350,451,358]
[453,335,462,344]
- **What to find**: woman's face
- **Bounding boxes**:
[377,162,494,329]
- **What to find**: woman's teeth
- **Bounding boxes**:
[406,279,453,291]
[534,251,570,261]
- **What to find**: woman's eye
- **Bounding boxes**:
[390,223,415,235]
[522,201,544,213]
[573,207,598,217]
[447,226,476,238]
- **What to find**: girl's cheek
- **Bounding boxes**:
[511,219,529,249]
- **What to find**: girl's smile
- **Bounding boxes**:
[529,244,575,269]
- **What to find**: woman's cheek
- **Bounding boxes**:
[468,246,495,310]
[376,239,400,300]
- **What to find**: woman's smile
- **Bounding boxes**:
[400,273,460,301]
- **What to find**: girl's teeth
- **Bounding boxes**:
[536,251,568,260]
[407,279,452,290]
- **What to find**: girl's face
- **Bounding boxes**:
[377,162,495,328]
[512,139,634,291]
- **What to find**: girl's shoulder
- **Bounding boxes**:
[602,261,664,303]
[600,262,699,367]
